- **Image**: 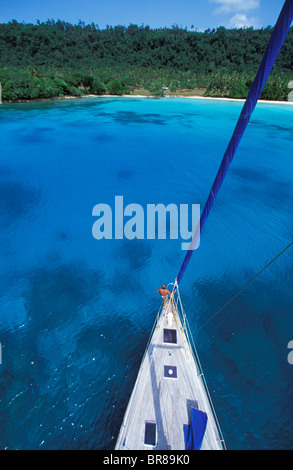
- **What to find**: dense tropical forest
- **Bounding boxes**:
[0,20,292,101]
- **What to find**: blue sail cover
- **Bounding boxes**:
[176,0,293,286]
[183,407,208,450]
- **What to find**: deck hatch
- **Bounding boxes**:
[163,328,177,344]
[144,421,156,446]
[164,365,177,378]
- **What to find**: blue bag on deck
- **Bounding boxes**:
[183,407,208,450]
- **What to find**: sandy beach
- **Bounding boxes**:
[71,93,293,106]
[3,92,293,105]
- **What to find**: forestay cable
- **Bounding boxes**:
[175,0,293,287]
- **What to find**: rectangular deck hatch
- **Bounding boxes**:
[164,365,177,378]
[144,421,156,446]
[163,328,177,344]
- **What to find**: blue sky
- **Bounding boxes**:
[0,0,285,30]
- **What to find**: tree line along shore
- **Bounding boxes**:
[0,20,292,102]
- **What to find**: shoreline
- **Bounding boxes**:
[124,94,293,105]
[99,92,293,105]
[2,93,293,106]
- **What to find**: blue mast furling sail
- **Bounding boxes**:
[176,0,293,286]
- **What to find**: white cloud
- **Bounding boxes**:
[212,0,260,14]
[210,0,261,29]
[227,13,261,28]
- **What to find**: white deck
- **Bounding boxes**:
[115,300,225,450]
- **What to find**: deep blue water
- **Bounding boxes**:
[0,96,292,450]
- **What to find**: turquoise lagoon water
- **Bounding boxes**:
[0,96,292,450]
